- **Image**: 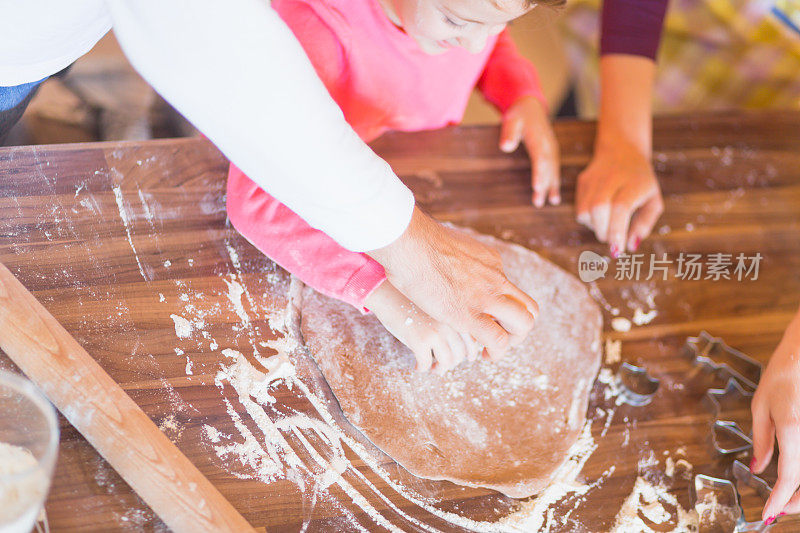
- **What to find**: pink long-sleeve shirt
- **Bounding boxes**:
[227,0,545,310]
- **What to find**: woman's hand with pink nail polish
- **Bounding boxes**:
[575,135,663,255]
[751,306,800,520]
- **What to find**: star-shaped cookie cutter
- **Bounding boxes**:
[615,362,660,406]
[703,378,755,455]
[684,331,763,391]
[690,461,774,532]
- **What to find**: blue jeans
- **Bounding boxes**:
[0,78,46,143]
[0,79,44,111]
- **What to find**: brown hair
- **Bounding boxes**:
[529,0,566,7]
[492,0,567,12]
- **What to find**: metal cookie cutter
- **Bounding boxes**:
[616,362,660,406]
[703,378,755,455]
[691,474,741,533]
[685,332,763,391]
[732,460,774,532]
[690,462,774,532]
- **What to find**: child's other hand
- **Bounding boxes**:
[365,280,482,374]
[499,95,560,208]
[751,310,800,523]
[575,138,663,257]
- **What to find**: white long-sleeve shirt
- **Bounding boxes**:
[0,0,414,252]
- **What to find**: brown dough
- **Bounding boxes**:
[299,231,602,498]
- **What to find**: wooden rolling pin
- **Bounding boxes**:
[0,263,255,533]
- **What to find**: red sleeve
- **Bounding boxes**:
[226,165,386,312]
[225,1,386,310]
[273,0,347,94]
[600,0,668,60]
[477,29,547,114]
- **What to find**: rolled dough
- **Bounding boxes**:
[299,231,602,498]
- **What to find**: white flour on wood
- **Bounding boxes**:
[170,314,193,339]
[610,476,698,532]
[158,239,667,531]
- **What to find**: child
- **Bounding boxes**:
[227,0,563,373]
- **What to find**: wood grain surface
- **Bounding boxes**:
[0,110,798,531]
[0,262,254,533]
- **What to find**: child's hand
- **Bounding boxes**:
[365,280,482,374]
[751,310,800,523]
[575,138,663,256]
[499,95,560,208]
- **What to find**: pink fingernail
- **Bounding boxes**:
[610,245,620,258]
[765,516,776,526]
[633,237,641,251]
[779,512,787,517]
[750,457,757,473]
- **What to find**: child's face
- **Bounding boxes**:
[383,0,531,54]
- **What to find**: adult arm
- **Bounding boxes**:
[105,0,413,252]
[105,0,538,355]
[576,0,668,255]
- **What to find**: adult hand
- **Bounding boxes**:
[368,207,539,360]
[581,54,663,257]
[499,95,561,208]
[751,308,800,524]
[575,137,663,256]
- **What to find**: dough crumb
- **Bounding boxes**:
[611,317,632,332]
[632,308,658,326]
[604,339,622,364]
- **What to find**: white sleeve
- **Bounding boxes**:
[105,0,414,252]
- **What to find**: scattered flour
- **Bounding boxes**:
[158,414,184,441]
[197,322,614,532]
[605,339,622,365]
[610,476,698,532]
[111,184,149,282]
[223,278,250,326]
[611,317,632,332]
[638,450,659,470]
[665,457,693,479]
[170,314,193,339]
[597,367,624,404]
[500,423,602,531]
[632,308,658,326]
[158,257,643,531]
